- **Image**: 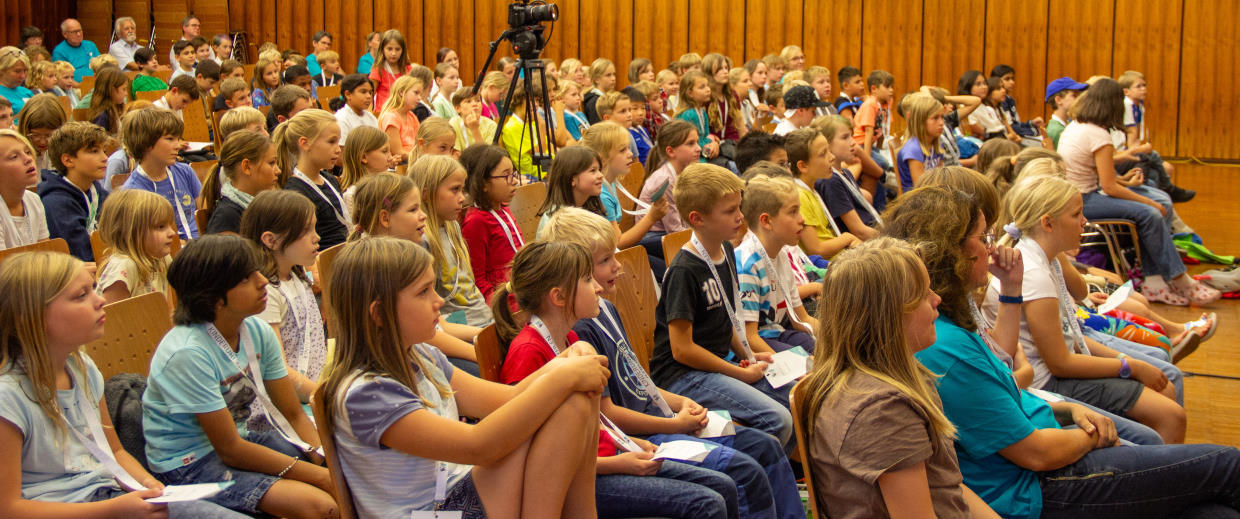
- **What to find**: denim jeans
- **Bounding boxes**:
[639,231,669,282]
[1058,395,1163,446]
[763,329,816,354]
[1084,327,1184,405]
[666,370,794,451]
[155,431,305,514]
[1081,188,1185,279]
[88,486,249,518]
[1039,443,1240,518]
[596,460,739,519]
[648,427,805,519]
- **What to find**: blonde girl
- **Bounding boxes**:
[656,69,679,113]
[0,252,244,518]
[994,174,1185,443]
[368,29,410,109]
[674,71,719,160]
[339,125,391,213]
[896,93,946,192]
[559,80,589,141]
[378,75,424,161]
[581,122,669,248]
[202,130,280,234]
[26,60,57,94]
[274,108,349,248]
[86,67,128,135]
[409,154,493,327]
[0,130,47,249]
[408,116,455,163]
[96,189,176,305]
[479,71,508,120]
[315,237,605,518]
[728,67,756,130]
[560,57,590,90]
[250,57,281,107]
[583,58,616,122]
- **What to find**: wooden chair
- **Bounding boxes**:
[72,107,92,122]
[788,379,821,519]
[78,75,95,95]
[190,160,217,185]
[54,95,72,117]
[316,84,341,103]
[152,69,172,83]
[258,105,271,116]
[661,229,692,267]
[0,238,70,264]
[617,161,647,232]
[1082,220,1143,280]
[311,391,359,519]
[605,246,659,370]
[509,181,548,243]
[195,208,210,234]
[212,109,228,148]
[242,64,256,85]
[110,172,130,191]
[83,292,173,380]
[761,122,778,134]
[314,243,346,338]
[135,89,167,103]
[181,101,212,143]
[90,231,109,266]
[474,324,504,383]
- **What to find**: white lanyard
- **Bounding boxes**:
[489,208,524,254]
[591,302,675,417]
[62,176,101,233]
[793,178,841,236]
[135,165,194,239]
[568,111,589,132]
[749,234,810,332]
[689,234,755,362]
[293,168,351,229]
[969,298,1013,369]
[204,323,322,456]
[833,167,883,226]
[613,181,651,216]
[528,315,560,354]
[1048,255,1091,355]
[66,367,148,491]
[692,108,709,138]
[599,413,643,453]
[271,276,316,374]
[634,126,652,148]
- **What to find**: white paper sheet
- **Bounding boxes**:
[1095,281,1133,315]
[695,409,736,438]
[652,440,716,463]
[145,482,234,503]
[764,346,811,389]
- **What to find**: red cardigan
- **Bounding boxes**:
[461,206,522,301]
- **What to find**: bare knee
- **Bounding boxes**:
[294,491,339,519]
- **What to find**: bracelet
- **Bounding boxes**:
[276,457,298,477]
[998,294,1023,305]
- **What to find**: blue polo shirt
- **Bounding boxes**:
[915,316,1061,519]
[52,40,101,81]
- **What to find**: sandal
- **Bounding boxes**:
[1183,312,1218,342]
[1170,327,1203,364]
[1142,284,1190,306]
[1173,279,1222,306]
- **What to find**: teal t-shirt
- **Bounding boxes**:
[600,181,621,222]
[142,316,289,473]
[915,316,1060,519]
[675,108,712,161]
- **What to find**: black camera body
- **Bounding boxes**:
[506,1,558,59]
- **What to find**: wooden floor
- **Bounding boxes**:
[1149,163,1240,446]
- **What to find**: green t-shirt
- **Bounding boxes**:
[1046,116,1067,148]
[130,74,169,99]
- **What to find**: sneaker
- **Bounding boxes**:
[1198,265,1240,292]
[1169,185,1196,203]
[1142,284,1189,306]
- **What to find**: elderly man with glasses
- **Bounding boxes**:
[51,19,101,82]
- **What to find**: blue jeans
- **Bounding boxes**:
[1082,188,1185,279]
[155,431,305,514]
[763,329,815,354]
[638,231,669,282]
[1084,327,1184,405]
[1039,443,1240,518]
[1059,395,1163,446]
[596,460,739,519]
[648,427,805,519]
[88,486,249,518]
[666,370,794,451]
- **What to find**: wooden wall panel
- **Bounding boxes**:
[189,0,228,42]
[1046,0,1113,106]
[77,0,112,50]
[1178,0,1239,159]
[983,0,1049,132]
[689,0,745,64]
[633,0,689,71]
[153,1,189,63]
[473,0,513,77]
[921,0,984,91]
[745,0,802,63]
[578,0,633,71]
[803,0,863,73]
[539,0,580,73]
[1114,0,1182,154]
[861,0,922,110]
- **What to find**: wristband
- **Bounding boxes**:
[997,294,1023,305]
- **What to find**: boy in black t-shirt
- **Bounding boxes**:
[648,163,795,449]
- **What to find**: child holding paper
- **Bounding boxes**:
[545,207,806,519]
[0,251,243,518]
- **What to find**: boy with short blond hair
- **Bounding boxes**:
[649,163,795,450]
[218,106,267,141]
[118,108,201,239]
[213,77,252,111]
[313,50,343,87]
[40,121,110,260]
[803,66,836,117]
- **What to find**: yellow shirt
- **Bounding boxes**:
[501,114,553,180]
[797,186,836,254]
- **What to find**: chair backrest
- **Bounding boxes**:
[189,160,217,186]
[135,89,167,103]
[604,246,658,369]
[110,172,130,191]
[509,181,548,243]
[90,230,109,266]
[311,390,358,519]
[761,122,778,134]
[83,292,173,380]
[181,101,212,142]
[258,105,271,116]
[78,75,96,95]
[195,208,210,234]
[72,107,92,122]
[317,84,341,103]
[617,161,646,232]
[314,243,346,338]
[0,238,70,265]
[474,324,504,383]
[54,95,72,117]
[152,69,172,83]
[788,379,821,518]
[242,64,256,85]
[661,229,692,266]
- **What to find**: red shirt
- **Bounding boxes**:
[500,325,618,456]
[461,206,522,301]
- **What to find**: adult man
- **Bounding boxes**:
[51,19,100,81]
[169,15,213,75]
[211,34,233,64]
[108,17,142,70]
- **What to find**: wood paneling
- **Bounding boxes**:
[689,0,745,64]
[921,0,985,91]
[745,0,802,63]
[983,0,1049,130]
[633,0,689,71]
[578,0,633,71]
[862,0,922,112]
[1177,0,1237,160]
[803,0,863,76]
[1113,0,1182,154]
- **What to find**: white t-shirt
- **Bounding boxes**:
[96,253,171,300]
[335,105,380,145]
[151,97,182,121]
[968,105,1006,134]
[773,119,800,136]
[1123,97,1145,143]
[983,239,1077,389]
[0,190,49,250]
[1056,121,1114,193]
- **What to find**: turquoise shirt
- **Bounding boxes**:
[52,40,101,81]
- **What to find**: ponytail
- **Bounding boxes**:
[200,162,225,216]
[489,282,523,355]
[488,241,593,358]
[271,109,338,187]
[646,119,695,176]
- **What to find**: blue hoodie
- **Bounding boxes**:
[38,170,108,261]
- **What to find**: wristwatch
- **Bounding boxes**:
[1117,353,1131,379]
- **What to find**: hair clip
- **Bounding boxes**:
[1002,222,1021,241]
[1010,156,1018,165]
[382,196,393,209]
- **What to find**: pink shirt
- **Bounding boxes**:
[1056,121,1113,193]
[639,162,686,233]
[378,110,420,152]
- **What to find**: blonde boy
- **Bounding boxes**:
[313,50,343,87]
[596,91,633,128]
[648,163,794,448]
[218,106,267,140]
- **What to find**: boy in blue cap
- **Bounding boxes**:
[1044,76,1088,147]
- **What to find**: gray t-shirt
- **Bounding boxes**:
[435,226,494,328]
[0,354,116,503]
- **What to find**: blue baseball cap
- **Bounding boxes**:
[1045,77,1088,102]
